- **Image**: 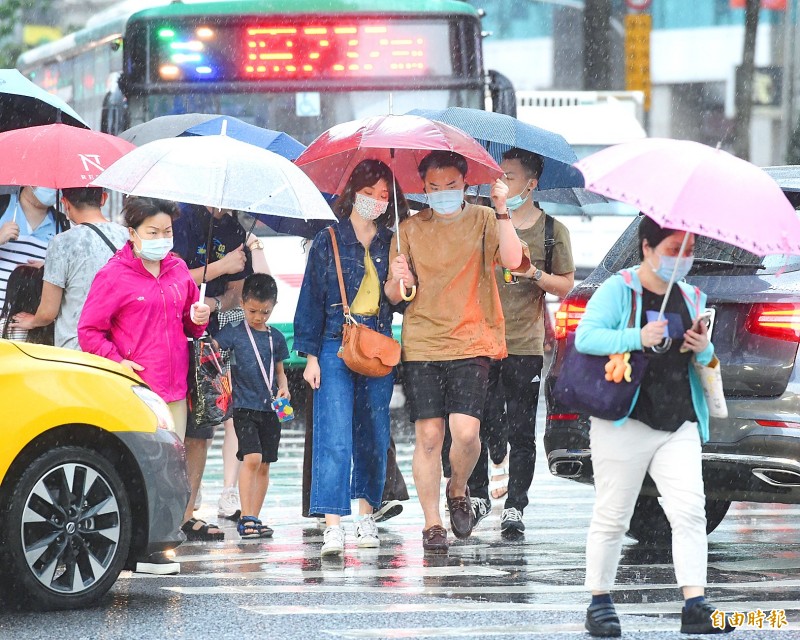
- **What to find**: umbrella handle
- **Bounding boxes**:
[191,282,207,323]
[400,279,416,302]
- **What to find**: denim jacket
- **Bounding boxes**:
[293,218,395,358]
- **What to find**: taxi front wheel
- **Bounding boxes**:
[0,446,133,610]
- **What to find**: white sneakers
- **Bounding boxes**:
[217,487,241,521]
[355,515,379,548]
[321,525,346,557]
[321,516,381,556]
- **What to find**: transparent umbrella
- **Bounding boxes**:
[91,131,334,221]
[92,127,336,300]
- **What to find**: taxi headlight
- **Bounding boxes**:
[132,386,175,432]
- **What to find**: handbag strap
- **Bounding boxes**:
[244,321,275,402]
[327,226,354,320]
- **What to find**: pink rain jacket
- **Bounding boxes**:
[78,242,207,402]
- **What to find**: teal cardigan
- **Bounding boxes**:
[574,266,715,442]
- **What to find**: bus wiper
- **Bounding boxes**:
[692,258,766,270]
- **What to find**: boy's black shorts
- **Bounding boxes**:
[403,357,491,423]
[233,408,281,462]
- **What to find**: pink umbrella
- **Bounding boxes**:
[575,138,800,256]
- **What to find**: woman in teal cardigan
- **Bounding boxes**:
[575,216,733,638]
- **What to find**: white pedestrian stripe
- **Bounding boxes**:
[149,401,800,640]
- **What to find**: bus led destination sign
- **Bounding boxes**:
[153,19,452,82]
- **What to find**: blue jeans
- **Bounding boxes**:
[310,332,394,516]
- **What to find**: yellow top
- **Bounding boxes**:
[350,246,380,316]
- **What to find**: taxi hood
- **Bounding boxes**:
[6,340,143,384]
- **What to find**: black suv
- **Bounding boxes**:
[544,167,800,543]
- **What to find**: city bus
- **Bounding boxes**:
[17,0,514,378]
[18,0,511,141]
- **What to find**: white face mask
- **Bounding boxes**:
[134,229,173,261]
[354,193,389,221]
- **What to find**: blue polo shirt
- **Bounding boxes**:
[0,194,57,242]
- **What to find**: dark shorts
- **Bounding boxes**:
[233,408,281,463]
[185,408,216,440]
[403,357,492,423]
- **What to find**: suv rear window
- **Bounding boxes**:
[604,214,800,276]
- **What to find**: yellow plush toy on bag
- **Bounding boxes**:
[605,353,632,383]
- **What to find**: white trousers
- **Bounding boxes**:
[585,417,708,592]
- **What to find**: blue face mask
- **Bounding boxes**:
[427,189,464,215]
[31,186,57,208]
[651,253,694,282]
[505,180,532,212]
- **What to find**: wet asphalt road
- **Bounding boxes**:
[2,399,800,639]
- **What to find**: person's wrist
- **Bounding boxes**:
[495,208,511,220]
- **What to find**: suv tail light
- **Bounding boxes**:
[745,303,800,342]
[554,297,588,340]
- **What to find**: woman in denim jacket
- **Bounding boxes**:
[294,160,410,558]
[575,216,732,637]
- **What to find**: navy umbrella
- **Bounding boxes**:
[0,69,88,132]
[119,113,305,159]
[406,107,583,190]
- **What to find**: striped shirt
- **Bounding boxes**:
[0,196,56,310]
[0,317,28,341]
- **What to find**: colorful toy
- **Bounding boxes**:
[605,352,632,383]
[271,397,295,423]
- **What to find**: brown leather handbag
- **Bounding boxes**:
[328,226,400,377]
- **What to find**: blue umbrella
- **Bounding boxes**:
[184,116,306,160]
[406,107,583,190]
[253,192,338,239]
[119,113,305,160]
[0,69,87,132]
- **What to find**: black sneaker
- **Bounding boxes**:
[135,552,180,575]
[373,500,403,523]
[680,600,735,634]
[500,507,525,534]
[471,497,491,529]
[585,602,621,638]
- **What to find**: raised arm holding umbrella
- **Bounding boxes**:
[571,137,800,637]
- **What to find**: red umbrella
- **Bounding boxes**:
[0,123,135,188]
[295,114,503,301]
[294,114,503,194]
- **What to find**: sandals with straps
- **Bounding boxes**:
[181,517,225,542]
[237,516,263,539]
[489,458,509,500]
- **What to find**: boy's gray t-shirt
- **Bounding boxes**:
[44,222,129,349]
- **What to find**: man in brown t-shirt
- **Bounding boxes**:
[467,148,575,538]
[384,150,529,553]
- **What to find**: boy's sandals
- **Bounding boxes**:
[182,518,225,541]
[237,516,273,539]
[489,458,509,500]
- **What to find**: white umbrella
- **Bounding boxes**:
[91,132,336,221]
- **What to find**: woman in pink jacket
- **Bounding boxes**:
[79,197,221,550]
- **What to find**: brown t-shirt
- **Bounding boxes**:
[390,203,528,362]
[496,212,574,356]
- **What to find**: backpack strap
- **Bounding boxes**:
[544,213,555,274]
[82,222,118,254]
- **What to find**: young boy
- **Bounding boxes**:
[214,273,290,538]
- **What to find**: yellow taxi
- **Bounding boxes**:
[0,339,189,610]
